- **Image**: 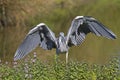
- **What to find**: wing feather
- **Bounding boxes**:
[67,16,116,47]
[90,20,116,39]
[14,32,40,60]
[14,23,56,60]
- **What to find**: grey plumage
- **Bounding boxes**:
[14,16,116,61]
[14,23,56,60]
[67,16,116,46]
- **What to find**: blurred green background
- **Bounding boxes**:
[0,0,120,64]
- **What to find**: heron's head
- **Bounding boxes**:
[59,32,64,37]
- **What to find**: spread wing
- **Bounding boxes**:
[14,23,56,60]
[66,16,116,46]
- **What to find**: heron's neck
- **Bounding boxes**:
[59,36,63,43]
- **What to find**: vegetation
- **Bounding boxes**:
[0,1,120,79]
[0,0,120,79]
[0,53,120,80]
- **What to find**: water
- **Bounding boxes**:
[0,26,119,64]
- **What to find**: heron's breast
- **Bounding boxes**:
[56,36,69,53]
[57,43,68,53]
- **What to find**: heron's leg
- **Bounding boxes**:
[66,51,68,65]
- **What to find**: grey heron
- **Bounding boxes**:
[14,16,116,64]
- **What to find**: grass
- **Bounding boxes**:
[0,53,120,80]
